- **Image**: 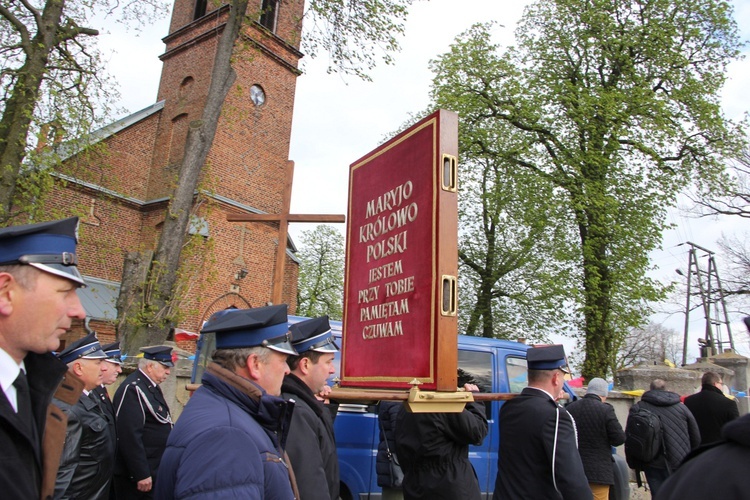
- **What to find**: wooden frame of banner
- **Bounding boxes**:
[340,109,460,392]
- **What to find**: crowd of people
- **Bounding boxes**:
[1,216,747,500]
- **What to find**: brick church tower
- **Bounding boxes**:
[52,0,307,351]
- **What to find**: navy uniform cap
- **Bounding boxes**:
[201,304,297,356]
[102,341,122,365]
[0,217,85,286]
[526,345,570,374]
[141,345,174,367]
[290,316,339,354]
[57,333,107,364]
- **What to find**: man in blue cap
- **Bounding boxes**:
[281,315,340,500]
[113,345,174,499]
[95,341,121,500]
[94,341,122,426]
[155,304,299,500]
[494,345,591,500]
[54,332,114,499]
[0,217,87,499]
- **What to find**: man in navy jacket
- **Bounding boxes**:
[155,305,299,499]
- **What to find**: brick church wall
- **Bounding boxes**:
[41,0,307,352]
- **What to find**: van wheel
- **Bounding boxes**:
[339,483,353,500]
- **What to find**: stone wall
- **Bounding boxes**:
[615,363,701,395]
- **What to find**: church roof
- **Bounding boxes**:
[58,101,166,162]
[77,276,120,321]
[90,100,166,143]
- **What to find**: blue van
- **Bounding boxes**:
[191,315,580,500]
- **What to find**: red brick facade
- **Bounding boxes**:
[51,0,305,352]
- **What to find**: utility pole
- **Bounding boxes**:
[678,241,735,365]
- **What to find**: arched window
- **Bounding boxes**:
[168,113,189,167]
[179,76,194,98]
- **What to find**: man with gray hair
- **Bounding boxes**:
[626,378,700,497]
[113,345,174,499]
[566,378,625,500]
[155,305,299,499]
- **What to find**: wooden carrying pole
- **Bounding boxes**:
[186,384,518,402]
[328,388,518,402]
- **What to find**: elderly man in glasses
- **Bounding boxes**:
[155,305,299,500]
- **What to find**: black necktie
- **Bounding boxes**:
[13,370,35,437]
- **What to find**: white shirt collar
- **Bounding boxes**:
[0,347,24,394]
[527,385,556,401]
[139,368,157,387]
[0,347,25,412]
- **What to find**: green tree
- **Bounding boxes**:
[453,127,575,342]
[296,225,344,320]
[0,0,167,223]
[117,0,418,352]
[428,0,746,378]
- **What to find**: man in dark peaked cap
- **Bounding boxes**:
[54,333,114,499]
[94,341,122,427]
[94,341,121,500]
[494,345,592,500]
[281,315,341,500]
[155,304,299,500]
[113,345,174,499]
[0,217,86,500]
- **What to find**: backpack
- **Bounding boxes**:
[624,405,664,468]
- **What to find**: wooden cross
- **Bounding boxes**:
[227,160,345,305]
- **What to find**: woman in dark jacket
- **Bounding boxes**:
[394,383,487,500]
[566,378,625,500]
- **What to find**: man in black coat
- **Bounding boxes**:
[0,217,87,499]
[113,345,174,499]
[627,378,700,497]
[281,316,340,500]
[493,345,592,500]
[566,377,625,500]
[683,371,738,445]
[94,341,123,427]
[94,341,121,500]
[54,333,114,499]
[395,378,487,500]
[654,412,750,500]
